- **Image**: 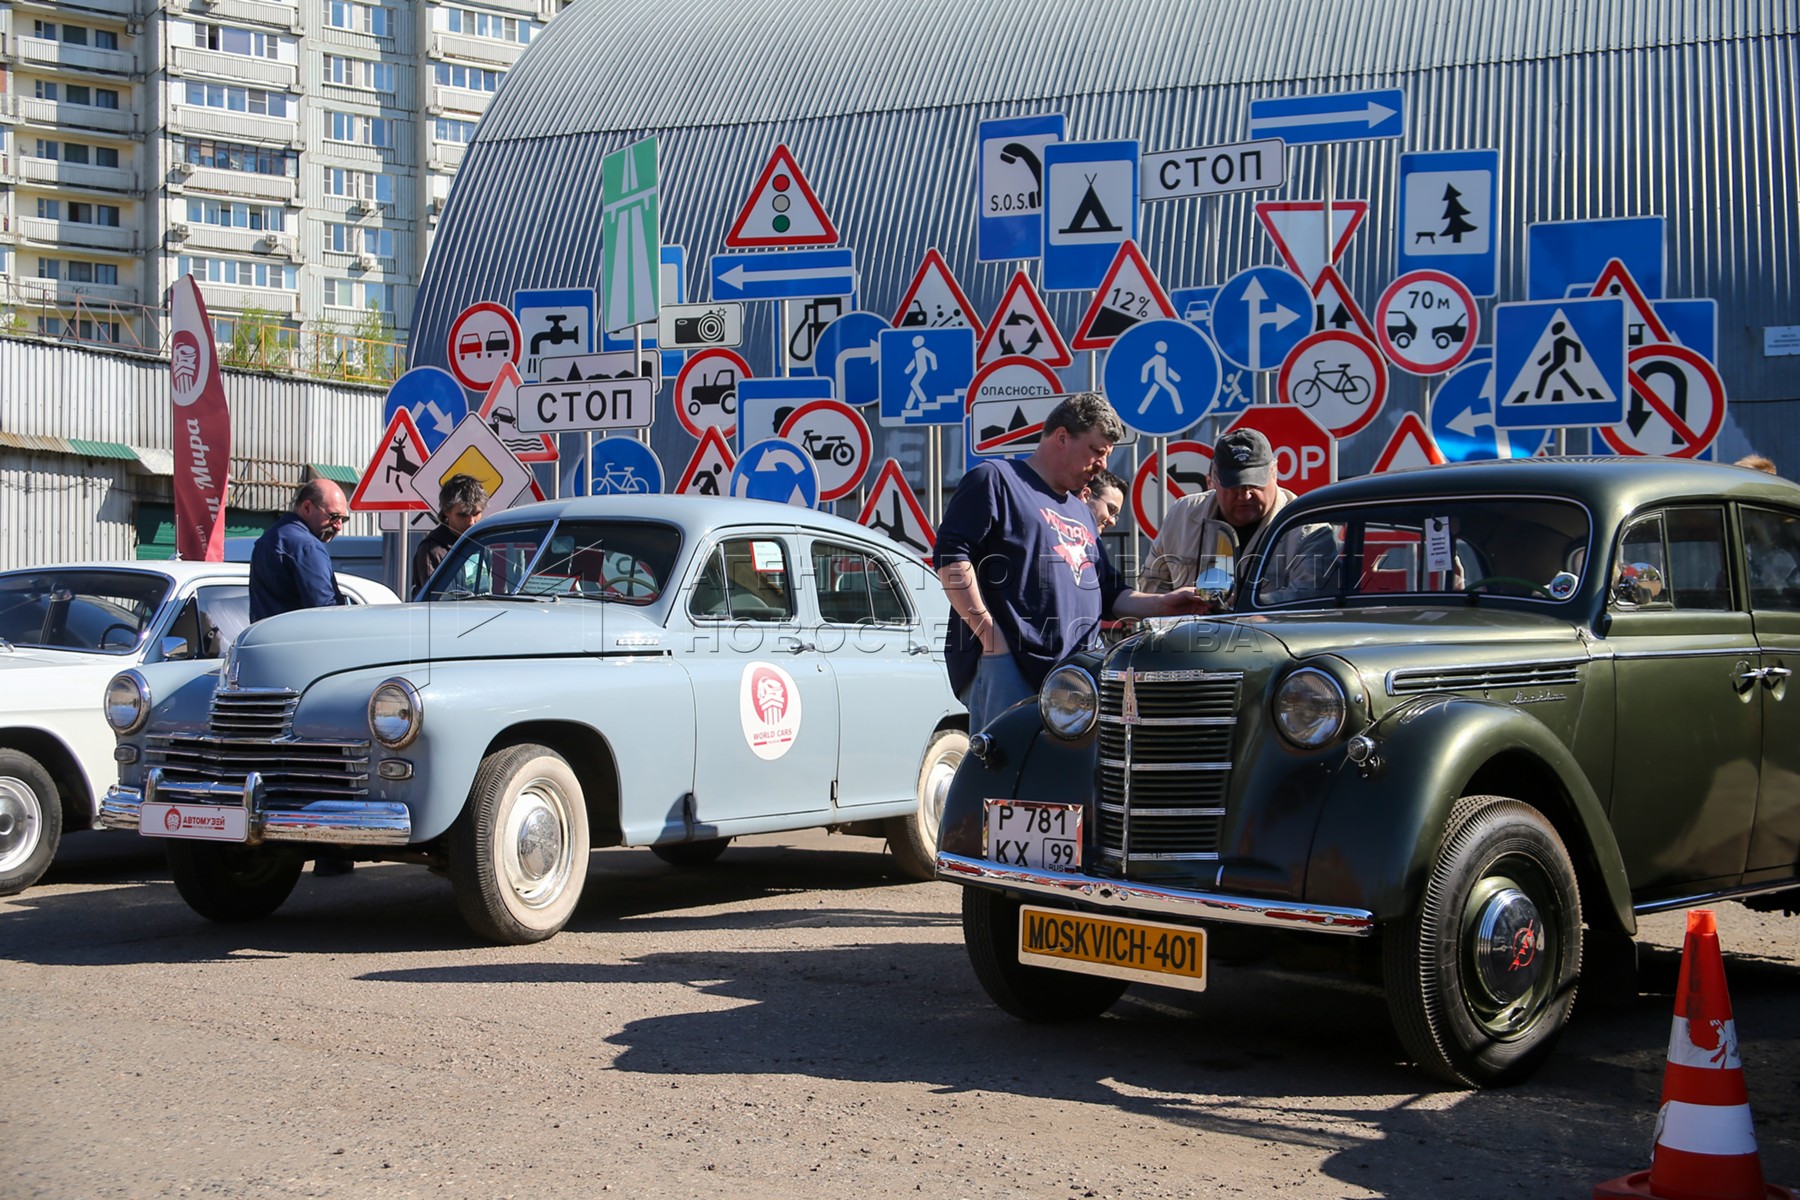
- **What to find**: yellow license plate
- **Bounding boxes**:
[1017,905,1207,992]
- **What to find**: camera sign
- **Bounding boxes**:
[658,301,744,350]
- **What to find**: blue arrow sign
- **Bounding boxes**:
[1398,149,1500,298]
[574,436,664,496]
[1493,297,1627,429]
[879,327,975,427]
[978,113,1066,262]
[711,248,857,301]
[1430,355,1551,462]
[384,366,467,453]
[1210,266,1313,371]
[730,438,820,507]
[1526,217,1664,301]
[737,377,833,453]
[1247,89,1404,145]
[814,311,889,407]
[1103,319,1221,437]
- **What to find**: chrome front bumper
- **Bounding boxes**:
[100,768,412,847]
[935,851,1374,936]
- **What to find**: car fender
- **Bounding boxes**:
[1306,696,1634,933]
[938,701,1097,861]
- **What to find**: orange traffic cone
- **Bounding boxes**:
[1594,909,1793,1200]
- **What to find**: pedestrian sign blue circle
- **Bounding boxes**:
[1429,358,1551,462]
[1102,319,1221,437]
[579,436,664,496]
[384,366,468,454]
[815,312,890,407]
[730,438,820,507]
[1210,266,1313,372]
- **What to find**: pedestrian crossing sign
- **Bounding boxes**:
[1493,297,1627,429]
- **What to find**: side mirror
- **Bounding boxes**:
[160,635,192,661]
[1613,561,1665,607]
[1193,562,1235,607]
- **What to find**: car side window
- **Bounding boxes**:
[196,585,252,654]
[1742,506,1800,611]
[1614,508,1730,610]
[810,542,910,625]
[688,537,793,621]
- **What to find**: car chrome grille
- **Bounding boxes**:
[147,687,371,803]
[1095,668,1240,873]
[1386,659,1581,695]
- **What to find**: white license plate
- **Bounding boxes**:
[984,800,1082,870]
[141,802,248,842]
[1017,905,1208,992]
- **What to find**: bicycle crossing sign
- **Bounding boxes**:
[674,347,752,440]
[1493,296,1627,428]
[351,408,431,512]
[730,439,819,507]
[674,426,736,497]
[892,248,982,333]
[779,398,872,501]
[578,436,664,497]
[724,143,838,247]
[1071,240,1175,351]
[978,271,1071,366]
[1375,269,1479,375]
[857,459,934,558]
[408,414,536,513]
[477,362,558,461]
[1102,318,1221,437]
[1278,329,1387,439]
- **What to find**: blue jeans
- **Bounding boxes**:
[966,652,1035,734]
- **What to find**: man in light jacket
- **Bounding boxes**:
[1138,428,1295,602]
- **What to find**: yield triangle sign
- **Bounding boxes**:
[724,143,838,247]
[477,361,557,463]
[1371,412,1447,473]
[1310,265,1378,341]
[856,459,934,559]
[891,248,983,334]
[1587,258,1672,348]
[1071,240,1174,351]
[674,426,736,496]
[977,271,1072,367]
[350,408,432,512]
[1256,200,1369,285]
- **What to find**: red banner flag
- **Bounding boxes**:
[169,275,232,560]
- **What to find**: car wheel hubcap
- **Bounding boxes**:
[923,749,962,829]
[0,777,42,874]
[1465,877,1550,1025]
[504,780,569,907]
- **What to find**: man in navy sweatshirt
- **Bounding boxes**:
[248,479,350,623]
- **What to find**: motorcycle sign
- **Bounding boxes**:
[778,398,871,502]
[1277,329,1388,439]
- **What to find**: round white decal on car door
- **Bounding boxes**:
[740,661,804,760]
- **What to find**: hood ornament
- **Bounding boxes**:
[1121,668,1139,726]
[223,645,241,691]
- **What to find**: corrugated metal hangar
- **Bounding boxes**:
[412,0,1798,505]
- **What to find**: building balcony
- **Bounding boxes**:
[9,274,141,307]
[427,31,525,68]
[51,0,145,18]
[17,217,141,254]
[14,35,138,77]
[429,86,493,118]
[426,142,466,172]
[169,45,299,91]
[172,223,289,258]
[461,0,540,17]
[198,282,300,318]
[5,95,141,136]
[14,156,142,196]
[171,164,298,203]
[169,106,300,148]
[166,0,301,33]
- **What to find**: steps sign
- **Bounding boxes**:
[724,144,837,247]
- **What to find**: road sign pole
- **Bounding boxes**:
[1322,145,1334,284]
[776,301,788,379]
[584,432,593,496]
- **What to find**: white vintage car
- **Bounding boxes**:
[0,560,399,894]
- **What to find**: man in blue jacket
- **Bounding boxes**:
[248,479,351,622]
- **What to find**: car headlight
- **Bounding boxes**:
[368,678,423,749]
[1273,667,1346,748]
[104,671,150,735]
[1039,665,1099,740]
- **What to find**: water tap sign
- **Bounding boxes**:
[446,301,521,392]
[1210,266,1312,372]
[1375,270,1480,375]
[511,287,595,380]
[1277,330,1387,439]
[1102,318,1220,438]
[384,366,468,454]
[779,399,871,501]
[1596,343,1727,459]
[729,439,820,508]
[1130,440,1215,538]
[674,348,752,441]
[1225,406,1335,496]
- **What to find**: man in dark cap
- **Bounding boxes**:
[1138,428,1295,601]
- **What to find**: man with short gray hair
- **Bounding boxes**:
[1139,427,1295,601]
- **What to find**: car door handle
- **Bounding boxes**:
[778,636,816,654]
[906,643,932,655]
[1736,667,1767,684]
[1763,666,1793,680]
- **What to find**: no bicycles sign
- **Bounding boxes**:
[1277,330,1388,438]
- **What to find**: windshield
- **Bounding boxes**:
[0,569,173,653]
[1252,497,1591,607]
[422,519,682,604]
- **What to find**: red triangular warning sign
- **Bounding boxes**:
[1370,412,1447,474]
[1071,241,1174,351]
[856,459,934,559]
[351,409,433,512]
[1586,258,1672,347]
[977,271,1072,367]
[1255,200,1368,285]
[1310,265,1378,342]
[891,248,982,335]
[477,361,557,463]
[724,144,838,247]
[675,426,737,496]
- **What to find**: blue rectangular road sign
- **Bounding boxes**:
[879,327,975,427]
[1041,140,1139,291]
[711,248,857,302]
[736,377,832,452]
[1527,217,1665,301]
[1398,149,1500,298]
[512,287,596,381]
[1654,298,1717,360]
[1247,89,1404,145]
[1493,297,1627,429]
[978,113,1066,263]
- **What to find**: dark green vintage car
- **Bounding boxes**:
[936,457,1800,1087]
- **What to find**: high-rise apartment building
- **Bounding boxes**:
[0,0,563,356]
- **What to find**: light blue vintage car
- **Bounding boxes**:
[99,496,968,943]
